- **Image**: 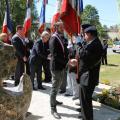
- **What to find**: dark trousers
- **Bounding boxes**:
[60,69,67,92]
[102,55,107,65]
[15,59,30,86]
[42,60,51,82]
[79,85,95,120]
[30,63,42,88]
[50,70,64,110]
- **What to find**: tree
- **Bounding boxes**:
[82,5,99,25]
[81,5,108,39]
[0,0,38,34]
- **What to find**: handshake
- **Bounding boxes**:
[68,59,78,67]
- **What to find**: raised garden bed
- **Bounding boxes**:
[93,86,120,111]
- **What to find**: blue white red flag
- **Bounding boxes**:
[60,0,83,35]
[51,0,61,32]
[2,0,13,34]
[43,0,48,5]
[23,0,31,35]
[38,0,48,33]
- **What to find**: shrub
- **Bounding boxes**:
[101,79,110,85]
[93,87,120,110]
[105,97,120,109]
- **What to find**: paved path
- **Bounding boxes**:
[25,83,120,120]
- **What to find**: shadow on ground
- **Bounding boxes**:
[107,64,119,67]
[26,112,43,120]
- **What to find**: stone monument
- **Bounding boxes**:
[0,41,32,120]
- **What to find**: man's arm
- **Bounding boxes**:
[35,41,47,60]
[12,38,26,59]
[79,43,102,69]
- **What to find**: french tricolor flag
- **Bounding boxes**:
[38,0,48,33]
[2,0,13,34]
[60,0,83,35]
[24,0,31,35]
[51,0,61,32]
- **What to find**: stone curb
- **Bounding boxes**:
[93,100,120,113]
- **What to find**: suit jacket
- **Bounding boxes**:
[49,33,68,71]
[12,34,26,59]
[79,37,103,86]
[29,39,48,65]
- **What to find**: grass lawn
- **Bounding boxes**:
[100,54,120,86]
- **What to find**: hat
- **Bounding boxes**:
[84,26,97,33]
[81,24,92,30]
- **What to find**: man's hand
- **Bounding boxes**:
[69,59,77,67]
[23,56,27,62]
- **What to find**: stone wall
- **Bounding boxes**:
[0,41,32,120]
[0,41,17,86]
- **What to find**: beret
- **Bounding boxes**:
[84,26,97,33]
[81,24,92,30]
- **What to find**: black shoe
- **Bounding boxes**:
[44,81,51,83]
[64,93,73,97]
[43,79,51,83]
[78,115,82,119]
[56,100,63,105]
[38,86,46,90]
[14,82,19,86]
[10,75,14,80]
[72,96,79,100]
[33,87,37,91]
[51,111,61,119]
[3,82,7,87]
[76,108,81,112]
[59,90,66,94]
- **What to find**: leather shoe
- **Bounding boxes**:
[56,100,63,105]
[78,115,82,119]
[64,93,73,97]
[38,86,46,90]
[72,97,79,100]
[59,90,66,94]
[33,87,37,91]
[76,108,81,112]
[51,111,61,119]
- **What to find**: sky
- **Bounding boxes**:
[36,0,120,27]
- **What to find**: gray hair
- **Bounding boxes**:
[41,31,50,37]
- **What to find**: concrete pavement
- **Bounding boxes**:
[25,82,120,120]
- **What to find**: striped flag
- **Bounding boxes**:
[51,0,62,32]
[60,0,83,35]
[38,0,48,33]
[23,0,31,35]
[43,0,48,5]
[2,0,13,34]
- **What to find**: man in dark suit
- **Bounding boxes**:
[49,22,68,119]
[102,40,108,65]
[12,25,30,86]
[77,26,103,120]
[29,31,50,90]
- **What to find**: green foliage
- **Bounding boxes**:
[101,79,110,85]
[93,87,120,110]
[100,54,120,86]
[82,5,99,25]
[105,97,120,109]
[107,39,113,46]
[0,0,38,34]
[82,5,108,39]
